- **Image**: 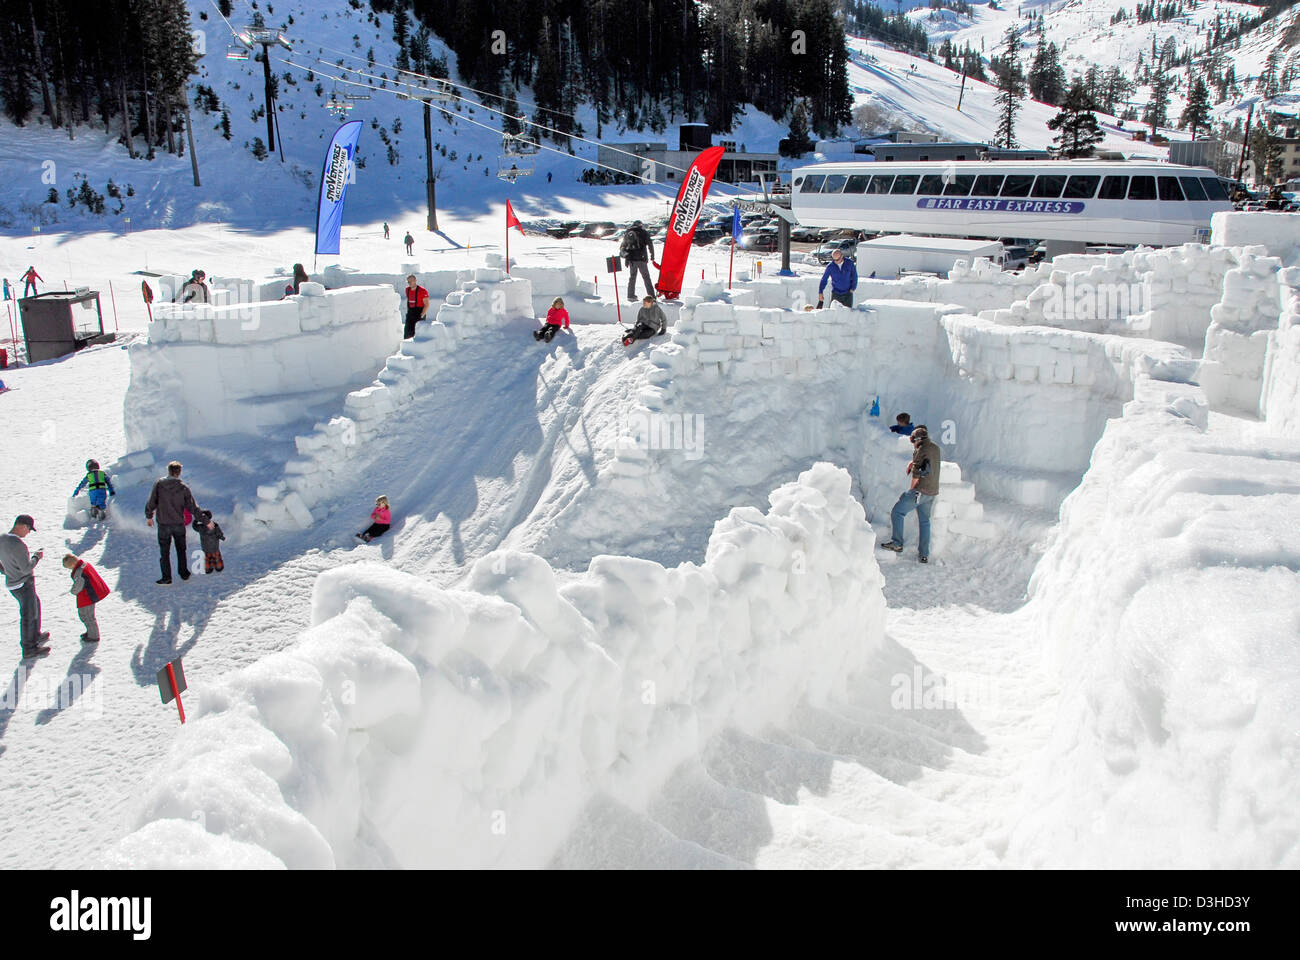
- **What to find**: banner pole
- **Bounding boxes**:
[729,241,735,289]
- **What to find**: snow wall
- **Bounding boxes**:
[104,463,887,868]
[1008,373,1300,867]
[123,284,400,449]
[1262,266,1300,438]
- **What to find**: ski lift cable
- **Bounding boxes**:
[298,54,745,192]
[309,38,580,123]
[281,57,738,190]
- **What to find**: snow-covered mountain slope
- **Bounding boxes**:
[908,1,1299,131]
[843,37,1154,153]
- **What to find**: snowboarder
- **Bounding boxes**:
[72,459,116,522]
[623,296,667,346]
[620,221,656,301]
[63,553,109,643]
[533,297,570,343]
[404,232,415,256]
[0,515,49,658]
[383,221,391,240]
[192,509,226,573]
[817,247,857,309]
[292,263,309,295]
[404,274,429,339]
[355,496,391,542]
[145,461,202,584]
[879,425,940,563]
[889,413,915,436]
[21,266,41,298]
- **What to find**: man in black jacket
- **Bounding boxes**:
[620,221,656,302]
[145,461,202,585]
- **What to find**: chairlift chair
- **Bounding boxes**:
[497,156,535,182]
[502,134,539,156]
[226,43,250,60]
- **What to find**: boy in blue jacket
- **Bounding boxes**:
[72,460,116,522]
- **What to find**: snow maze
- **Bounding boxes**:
[100,212,1300,868]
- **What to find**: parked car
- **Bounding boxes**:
[744,233,780,253]
[1003,245,1030,269]
[693,226,725,245]
[813,239,857,263]
[545,221,581,238]
[790,226,822,243]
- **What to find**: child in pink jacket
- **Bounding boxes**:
[356,496,391,542]
[532,297,570,343]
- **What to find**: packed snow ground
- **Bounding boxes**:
[3,213,1299,867]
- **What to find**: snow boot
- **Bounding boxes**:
[23,645,51,659]
[919,555,928,564]
[156,578,172,585]
[622,332,635,346]
[879,540,902,552]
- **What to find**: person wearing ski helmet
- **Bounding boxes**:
[623,296,667,346]
[73,459,116,522]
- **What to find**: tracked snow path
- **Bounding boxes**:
[0,323,638,868]
[554,505,1063,868]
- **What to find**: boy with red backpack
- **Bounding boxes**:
[63,553,110,643]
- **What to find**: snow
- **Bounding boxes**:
[1,2,1299,871]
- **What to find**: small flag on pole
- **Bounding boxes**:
[731,205,743,242]
[505,200,525,235]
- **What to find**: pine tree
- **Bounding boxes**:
[1179,77,1211,138]
[783,99,814,157]
[994,27,1024,149]
[1144,72,1171,137]
[501,88,521,135]
[1048,78,1104,157]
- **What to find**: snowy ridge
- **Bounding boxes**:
[102,463,886,869]
[1009,375,1300,867]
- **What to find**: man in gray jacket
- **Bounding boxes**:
[880,425,941,563]
[0,514,50,658]
[145,461,202,585]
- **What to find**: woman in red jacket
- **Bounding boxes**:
[63,553,110,643]
[533,297,570,343]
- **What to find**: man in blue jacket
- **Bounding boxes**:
[817,247,857,308]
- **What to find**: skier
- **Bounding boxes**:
[620,221,656,301]
[879,425,940,564]
[404,232,415,256]
[72,459,116,522]
[292,263,309,295]
[547,171,553,183]
[0,515,49,658]
[63,553,109,644]
[145,461,202,584]
[533,297,570,343]
[192,509,226,573]
[623,296,667,346]
[816,247,857,309]
[355,496,391,542]
[21,266,41,298]
[383,221,391,240]
[404,274,429,339]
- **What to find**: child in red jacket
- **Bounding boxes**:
[533,297,570,343]
[355,495,391,542]
[63,553,110,643]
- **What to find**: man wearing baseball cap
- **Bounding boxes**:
[0,515,50,658]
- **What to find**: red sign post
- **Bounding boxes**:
[157,658,187,724]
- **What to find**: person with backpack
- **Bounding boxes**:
[404,232,415,256]
[63,553,110,643]
[620,221,656,302]
[623,296,667,346]
[533,297,570,343]
[72,459,116,522]
[879,425,941,564]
